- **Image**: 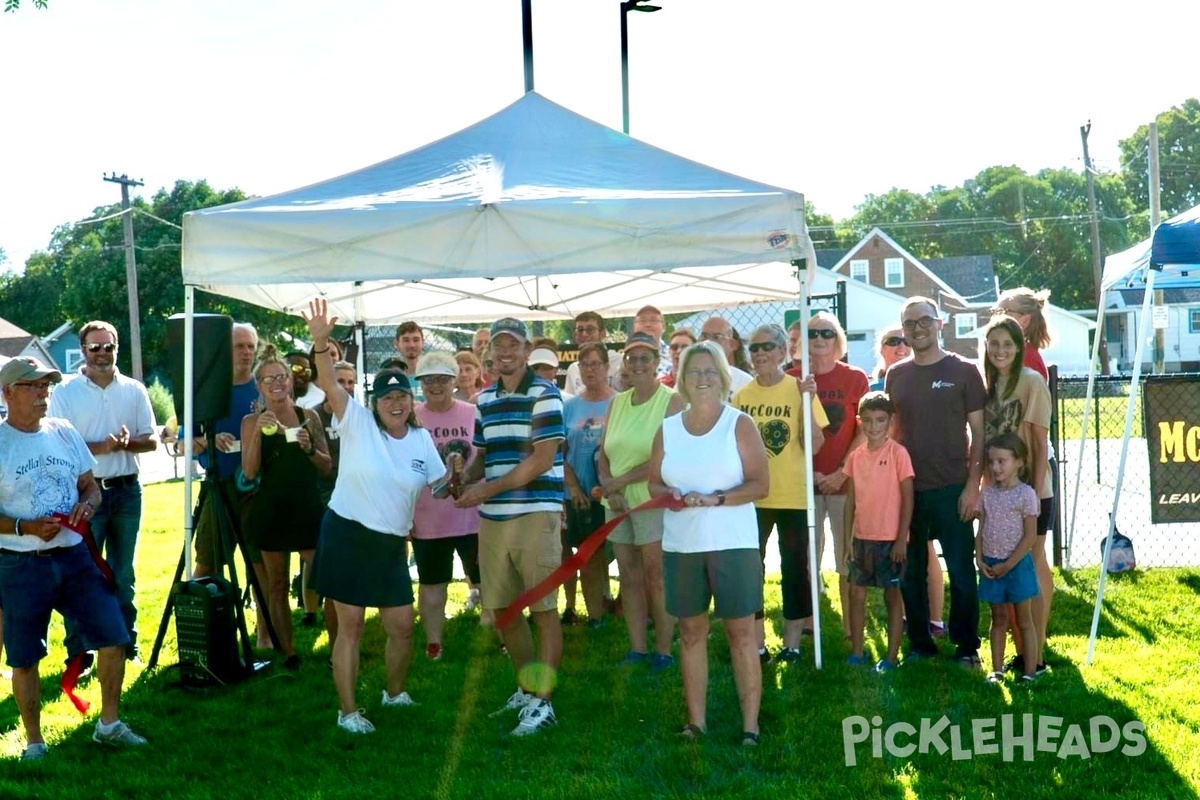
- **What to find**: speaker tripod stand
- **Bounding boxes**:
[148,428,277,685]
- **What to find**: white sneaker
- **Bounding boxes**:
[337,709,376,734]
[465,588,481,613]
[382,690,416,707]
[490,688,534,717]
[21,743,48,761]
[510,699,556,737]
[92,720,148,747]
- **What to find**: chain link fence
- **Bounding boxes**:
[1055,373,1200,569]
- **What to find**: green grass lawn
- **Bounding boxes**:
[1,482,1198,799]
[1059,395,1144,440]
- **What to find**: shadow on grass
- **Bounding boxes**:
[1054,569,1156,643]
[1178,572,1200,596]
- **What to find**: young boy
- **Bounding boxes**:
[842,391,914,672]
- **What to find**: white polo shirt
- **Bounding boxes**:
[48,368,156,480]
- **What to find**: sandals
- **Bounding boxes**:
[742,732,760,747]
[679,723,705,740]
[986,671,1004,683]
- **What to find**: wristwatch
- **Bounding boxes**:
[714,490,726,506]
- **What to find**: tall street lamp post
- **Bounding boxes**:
[620,0,661,135]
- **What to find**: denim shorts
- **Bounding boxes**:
[978,552,1039,605]
[0,543,129,668]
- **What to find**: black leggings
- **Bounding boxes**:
[755,508,813,621]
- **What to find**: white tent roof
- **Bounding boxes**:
[182,92,810,323]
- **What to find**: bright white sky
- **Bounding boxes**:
[0,0,1195,270]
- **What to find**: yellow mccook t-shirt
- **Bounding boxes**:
[734,377,829,509]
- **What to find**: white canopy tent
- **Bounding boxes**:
[180,91,831,666]
[1074,203,1200,663]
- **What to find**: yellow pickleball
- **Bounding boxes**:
[261,424,278,436]
[517,662,557,696]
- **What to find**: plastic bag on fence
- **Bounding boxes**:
[1101,525,1136,574]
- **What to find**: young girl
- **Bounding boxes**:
[976,433,1040,683]
[982,315,1053,676]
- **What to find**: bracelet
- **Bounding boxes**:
[312,345,330,354]
[14,518,22,536]
[714,490,726,506]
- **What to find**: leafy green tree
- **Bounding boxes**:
[1119,98,1200,219]
[3,0,47,11]
[0,180,306,381]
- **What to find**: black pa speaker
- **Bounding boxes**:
[167,313,233,423]
[173,577,242,687]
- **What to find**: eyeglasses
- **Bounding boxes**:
[668,343,690,352]
[748,342,778,354]
[901,316,939,331]
[684,368,721,381]
[578,360,606,370]
[624,353,656,365]
[699,332,730,342]
[85,343,117,353]
[12,380,55,392]
[419,375,454,385]
[574,325,600,335]
[259,374,290,384]
[290,364,312,378]
[808,329,837,340]
[882,336,908,347]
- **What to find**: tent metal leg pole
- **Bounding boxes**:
[1087,272,1155,664]
[183,286,196,581]
[1067,288,1108,567]
[793,257,821,670]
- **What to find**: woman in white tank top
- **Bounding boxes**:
[649,341,770,746]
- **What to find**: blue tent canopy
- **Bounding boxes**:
[1102,203,1200,291]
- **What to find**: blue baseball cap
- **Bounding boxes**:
[489,317,528,343]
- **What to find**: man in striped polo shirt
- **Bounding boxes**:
[456,317,565,737]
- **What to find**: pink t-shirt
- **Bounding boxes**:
[842,438,914,542]
[412,400,480,539]
[976,483,1039,559]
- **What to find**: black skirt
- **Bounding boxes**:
[311,510,414,608]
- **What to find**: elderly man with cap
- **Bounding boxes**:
[0,357,147,760]
[455,316,566,737]
[49,321,158,665]
[304,300,452,734]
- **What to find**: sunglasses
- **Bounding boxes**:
[808,329,837,340]
[86,343,117,353]
[259,374,290,385]
[748,342,778,354]
[882,336,908,347]
[290,364,312,377]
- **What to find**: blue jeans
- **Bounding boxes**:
[902,484,980,657]
[65,482,142,656]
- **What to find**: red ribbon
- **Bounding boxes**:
[53,512,116,715]
[495,493,685,629]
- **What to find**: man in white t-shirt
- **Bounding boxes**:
[0,357,148,760]
[563,311,621,395]
[49,320,158,663]
[700,316,753,399]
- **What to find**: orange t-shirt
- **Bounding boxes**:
[842,438,915,542]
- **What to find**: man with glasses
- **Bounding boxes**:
[884,296,986,668]
[633,306,673,382]
[287,351,324,410]
[564,311,621,396]
[49,321,157,664]
[0,357,148,760]
[700,316,753,399]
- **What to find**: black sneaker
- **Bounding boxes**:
[775,647,802,663]
[561,609,580,626]
[1004,654,1025,674]
[758,648,771,665]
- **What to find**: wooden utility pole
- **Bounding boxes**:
[1080,123,1110,375]
[1150,122,1164,373]
[103,172,145,381]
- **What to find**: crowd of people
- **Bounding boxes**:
[0,287,1060,756]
